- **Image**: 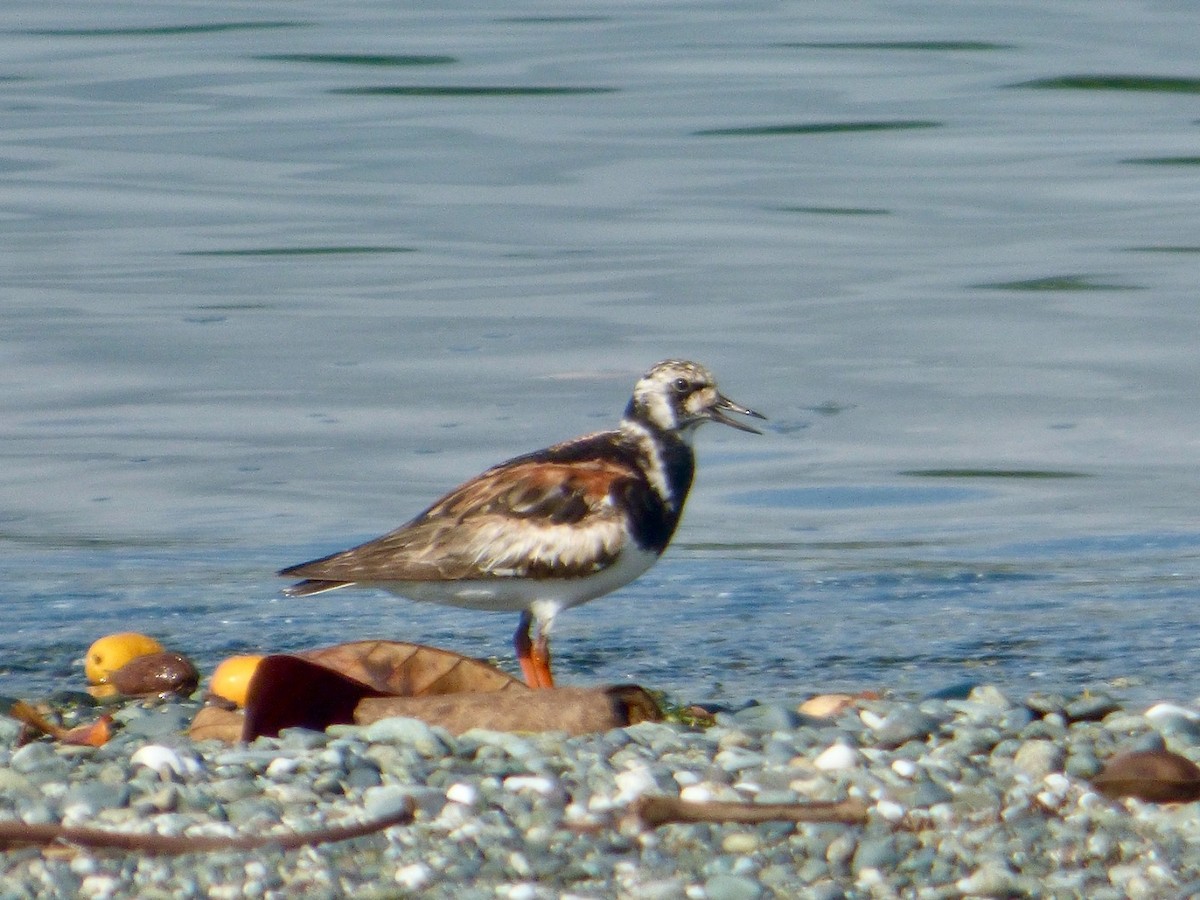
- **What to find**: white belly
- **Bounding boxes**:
[369,543,660,624]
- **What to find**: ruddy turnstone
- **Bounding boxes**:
[279,359,765,688]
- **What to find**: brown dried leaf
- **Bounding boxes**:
[1093,749,1200,803]
[239,643,658,740]
[300,640,527,696]
[6,701,111,747]
[6,701,68,740]
[242,654,385,740]
[188,705,245,743]
[61,715,111,747]
[109,652,199,698]
[354,684,663,735]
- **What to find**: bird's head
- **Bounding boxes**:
[625,359,766,439]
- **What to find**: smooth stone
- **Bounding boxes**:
[922,681,980,701]
[0,715,24,745]
[956,863,1019,896]
[1012,740,1065,779]
[824,831,857,870]
[1144,701,1200,723]
[719,702,804,733]
[0,766,38,796]
[15,799,57,825]
[344,763,383,790]
[703,874,762,900]
[758,864,800,889]
[364,784,442,819]
[721,832,760,855]
[908,779,954,807]
[209,778,261,803]
[851,835,902,873]
[458,729,540,761]
[813,743,861,771]
[714,749,766,772]
[624,878,687,900]
[1025,692,1069,716]
[223,797,282,825]
[9,742,69,778]
[360,717,449,756]
[1102,712,1150,734]
[998,707,1035,732]
[799,694,858,719]
[276,728,331,750]
[967,684,1015,709]
[806,882,848,900]
[118,706,193,739]
[1020,716,1066,740]
[795,857,832,883]
[872,710,943,749]
[1064,694,1121,722]
[130,744,201,779]
[752,789,800,805]
[1144,709,1200,744]
[61,781,130,818]
[1065,750,1104,779]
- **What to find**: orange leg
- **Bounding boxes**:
[514,611,555,689]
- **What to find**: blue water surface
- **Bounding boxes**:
[3,0,1200,706]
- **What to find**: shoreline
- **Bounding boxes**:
[2,683,1199,897]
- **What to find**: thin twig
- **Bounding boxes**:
[631,795,870,828]
[0,801,414,854]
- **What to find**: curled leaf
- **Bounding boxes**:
[188,705,245,743]
[300,640,526,696]
[355,684,662,735]
[1093,749,1200,803]
[243,654,387,740]
[234,642,660,741]
[61,715,112,747]
[6,701,111,747]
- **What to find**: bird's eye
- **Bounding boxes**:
[673,377,690,393]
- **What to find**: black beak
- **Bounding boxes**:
[709,393,767,434]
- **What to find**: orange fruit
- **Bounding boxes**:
[84,633,164,685]
[209,655,265,707]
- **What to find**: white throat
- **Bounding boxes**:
[620,419,682,504]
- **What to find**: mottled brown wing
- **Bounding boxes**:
[280,459,634,585]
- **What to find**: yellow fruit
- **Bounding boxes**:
[85,633,165,685]
[209,655,265,707]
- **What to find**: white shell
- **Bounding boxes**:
[814,742,862,771]
[130,744,200,778]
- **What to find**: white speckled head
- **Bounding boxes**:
[623,359,765,438]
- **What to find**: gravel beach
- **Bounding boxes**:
[3,684,1200,899]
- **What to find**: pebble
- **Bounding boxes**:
[1012,738,1065,779]
[130,744,200,779]
[812,742,860,771]
[359,716,449,756]
[703,874,762,900]
[2,686,1199,897]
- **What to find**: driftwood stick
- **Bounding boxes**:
[0,800,414,854]
[632,795,870,828]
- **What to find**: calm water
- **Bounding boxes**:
[4,1,1200,706]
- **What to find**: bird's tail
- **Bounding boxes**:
[280,579,352,597]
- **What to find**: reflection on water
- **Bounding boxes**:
[3,0,1200,704]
